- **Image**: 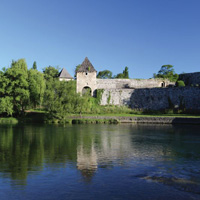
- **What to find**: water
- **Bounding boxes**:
[0,124,200,200]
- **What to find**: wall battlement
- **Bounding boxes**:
[96,78,174,89]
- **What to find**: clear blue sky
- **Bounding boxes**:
[0,0,200,78]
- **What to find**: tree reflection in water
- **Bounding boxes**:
[0,124,200,186]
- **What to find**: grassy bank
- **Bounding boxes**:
[1,110,200,125]
[0,118,18,124]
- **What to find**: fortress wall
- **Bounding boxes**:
[101,87,200,111]
[97,79,174,89]
[101,89,134,106]
[179,72,200,86]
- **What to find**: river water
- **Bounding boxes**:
[0,124,200,200]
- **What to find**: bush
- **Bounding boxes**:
[176,80,185,87]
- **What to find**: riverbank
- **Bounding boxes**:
[0,118,18,124]
[1,112,200,125]
[71,116,200,124]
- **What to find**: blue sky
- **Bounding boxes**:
[0,0,200,78]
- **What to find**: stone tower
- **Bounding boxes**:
[76,57,97,96]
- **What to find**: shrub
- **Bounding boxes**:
[176,80,185,87]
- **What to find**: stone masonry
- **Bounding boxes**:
[101,87,200,111]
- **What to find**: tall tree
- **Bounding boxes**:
[153,65,179,82]
[5,59,30,114]
[123,66,129,78]
[28,69,46,108]
[0,72,13,116]
[32,61,37,70]
[115,66,129,79]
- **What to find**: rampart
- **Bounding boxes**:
[96,78,174,89]
[101,87,200,111]
[179,72,200,86]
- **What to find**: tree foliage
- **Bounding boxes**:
[74,64,81,78]
[0,59,46,116]
[28,69,45,108]
[153,65,179,82]
[115,66,129,79]
[176,80,185,87]
[4,59,30,115]
[97,70,113,79]
[32,61,37,70]
[43,66,59,80]
[123,66,129,78]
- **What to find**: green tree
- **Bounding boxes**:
[5,59,30,114]
[74,64,81,78]
[32,61,37,70]
[43,66,59,80]
[0,96,13,116]
[115,73,124,78]
[123,66,129,78]
[28,69,46,108]
[114,66,129,79]
[44,80,80,120]
[0,69,13,116]
[97,70,113,79]
[153,65,179,82]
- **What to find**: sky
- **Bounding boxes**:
[0,0,200,79]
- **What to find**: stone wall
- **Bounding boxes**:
[131,87,200,110]
[101,89,133,106]
[97,78,174,89]
[179,72,200,86]
[100,87,200,111]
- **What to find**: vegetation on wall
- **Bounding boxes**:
[107,91,111,104]
[176,80,185,87]
[95,89,104,104]
[153,65,179,82]
[97,70,113,79]
[97,67,129,79]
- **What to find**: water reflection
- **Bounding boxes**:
[0,124,200,189]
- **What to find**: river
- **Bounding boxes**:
[0,124,200,199]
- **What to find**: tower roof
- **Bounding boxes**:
[59,68,73,79]
[77,57,97,73]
